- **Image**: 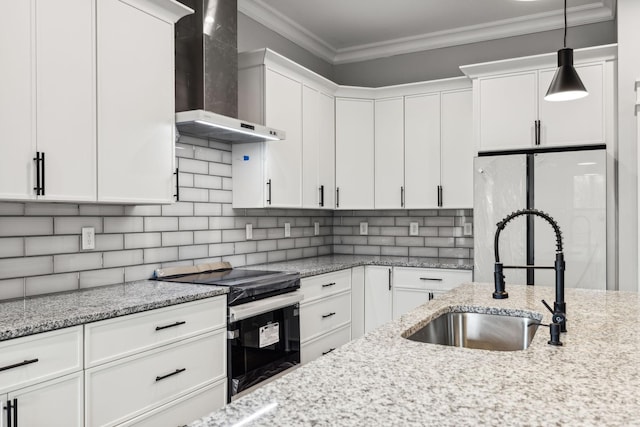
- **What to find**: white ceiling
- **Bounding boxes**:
[238,0,616,64]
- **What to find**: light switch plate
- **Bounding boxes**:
[246,224,253,240]
[81,227,95,250]
[464,223,473,236]
[359,222,368,235]
[284,222,291,238]
[314,222,320,235]
[409,222,419,236]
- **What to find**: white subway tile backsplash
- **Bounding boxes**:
[194,175,223,189]
[104,217,144,233]
[209,190,232,204]
[178,135,209,147]
[162,231,193,247]
[0,256,53,279]
[424,237,455,247]
[302,247,318,258]
[257,240,277,252]
[381,246,409,256]
[26,272,79,296]
[144,247,178,263]
[95,234,124,251]
[124,233,160,249]
[179,188,210,203]
[178,245,208,260]
[221,204,235,216]
[179,172,194,188]
[209,162,232,177]
[210,217,235,230]
[194,203,222,216]
[124,205,162,216]
[209,140,231,151]
[25,203,79,216]
[195,146,223,163]
[144,217,178,232]
[0,217,53,237]
[209,243,234,257]
[25,235,79,256]
[222,229,247,243]
[179,217,209,231]
[353,245,380,256]
[0,238,24,258]
[409,247,438,257]
[179,158,209,174]
[175,143,195,158]
[103,250,143,268]
[267,250,287,262]
[246,252,267,265]
[80,268,124,288]
[79,204,125,216]
[223,177,232,190]
[0,203,25,216]
[425,217,455,227]
[54,252,102,273]
[124,263,159,282]
[223,254,246,267]
[277,239,295,250]
[55,217,103,234]
[221,151,232,163]
[235,241,257,254]
[193,230,222,244]
[257,217,278,228]
[0,278,24,300]
[161,202,194,217]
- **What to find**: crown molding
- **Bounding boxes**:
[238,1,615,65]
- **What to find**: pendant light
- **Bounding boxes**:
[544,0,588,102]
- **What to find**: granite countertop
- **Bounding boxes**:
[0,280,227,341]
[191,282,640,426]
[241,254,473,277]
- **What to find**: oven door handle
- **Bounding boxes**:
[228,291,303,322]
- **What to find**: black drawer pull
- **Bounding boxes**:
[155,321,186,331]
[420,277,443,282]
[322,312,336,319]
[155,368,186,382]
[0,358,39,373]
[321,282,336,288]
[322,348,336,356]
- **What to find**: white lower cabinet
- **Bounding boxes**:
[299,270,352,365]
[364,266,393,333]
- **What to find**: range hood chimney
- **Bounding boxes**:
[174,0,284,142]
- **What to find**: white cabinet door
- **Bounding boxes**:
[392,288,431,320]
[375,97,404,209]
[0,1,36,200]
[404,93,440,208]
[364,266,392,333]
[97,0,176,203]
[265,68,302,207]
[6,372,83,427]
[351,266,365,340]
[440,89,473,208]
[538,63,606,147]
[318,92,336,209]
[36,0,96,202]
[478,71,537,151]
[335,98,374,209]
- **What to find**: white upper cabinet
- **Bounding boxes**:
[236,49,336,208]
[462,44,616,152]
[374,97,405,209]
[335,98,375,210]
[0,0,190,204]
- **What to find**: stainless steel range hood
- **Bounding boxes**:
[174,0,284,143]
[175,110,285,142]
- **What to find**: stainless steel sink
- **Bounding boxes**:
[406,311,540,351]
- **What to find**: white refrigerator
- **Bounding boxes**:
[473,147,606,290]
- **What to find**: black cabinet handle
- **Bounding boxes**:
[0,358,39,373]
[5,398,17,427]
[41,152,45,196]
[155,368,186,382]
[535,120,541,146]
[174,168,179,201]
[33,152,41,195]
[155,321,186,331]
[322,348,336,356]
[401,186,404,207]
[5,399,12,427]
[266,179,272,205]
[319,185,324,207]
[420,277,443,282]
[437,185,443,207]
[388,269,392,291]
[321,312,336,319]
[429,292,435,301]
[336,187,340,208]
[321,282,336,288]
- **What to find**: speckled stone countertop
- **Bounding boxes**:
[0,280,227,341]
[191,283,640,426]
[242,254,473,277]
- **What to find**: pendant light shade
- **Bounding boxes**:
[544,0,588,102]
[544,48,588,102]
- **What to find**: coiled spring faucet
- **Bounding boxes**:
[493,209,567,332]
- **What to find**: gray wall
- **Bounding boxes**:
[333,21,617,87]
[238,12,335,81]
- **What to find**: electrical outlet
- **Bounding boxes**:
[314,222,320,236]
[81,227,95,250]
[284,222,291,238]
[464,223,473,236]
[359,222,368,235]
[409,222,419,236]
[246,224,253,240]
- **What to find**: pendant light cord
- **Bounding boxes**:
[564,0,567,48]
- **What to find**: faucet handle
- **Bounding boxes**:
[541,299,567,325]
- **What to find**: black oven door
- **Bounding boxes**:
[227,291,301,400]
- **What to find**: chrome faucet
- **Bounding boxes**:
[493,209,567,332]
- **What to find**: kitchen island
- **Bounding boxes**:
[191,282,640,426]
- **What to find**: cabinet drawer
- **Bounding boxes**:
[86,329,226,427]
[393,267,472,291]
[118,379,226,427]
[300,291,351,343]
[0,326,82,394]
[300,269,351,303]
[85,296,226,367]
[301,324,351,365]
